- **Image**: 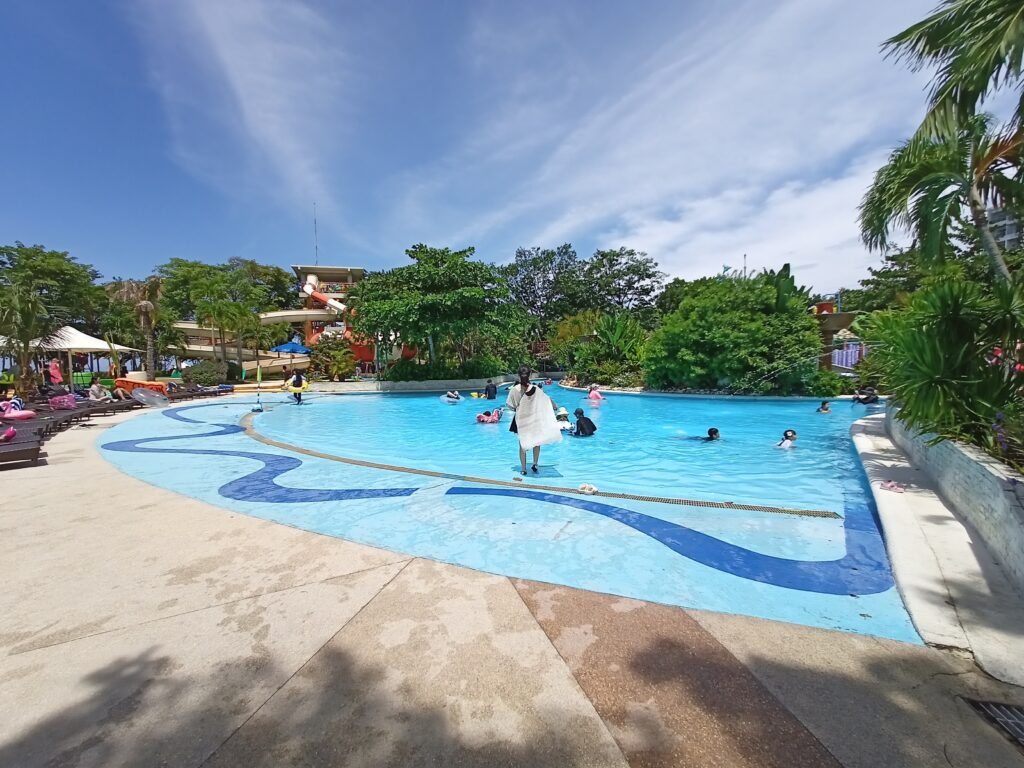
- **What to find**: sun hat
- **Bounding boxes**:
[556,406,569,416]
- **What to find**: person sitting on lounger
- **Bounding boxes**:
[88,375,129,402]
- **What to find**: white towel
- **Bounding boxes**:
[513,388,562,450]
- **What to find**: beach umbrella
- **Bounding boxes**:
[269,341,311,354]
[269,341,310,380]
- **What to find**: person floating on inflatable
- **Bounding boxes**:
[445,390,462,401]
[288,370,308,404]
[476,408,503,424]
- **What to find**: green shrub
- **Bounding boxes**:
[645,270,820,394]
[459,353,507,379]
[310,334,357,381]
[383,358,460,381]
[182,360,227,387]
[802,369,851,397]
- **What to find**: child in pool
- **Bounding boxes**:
[555,407,573,430]
[587,384,605,402]
[572,408,597,437]
[705,428,720,441]
[777,429,797,449]
[817,401,831,413]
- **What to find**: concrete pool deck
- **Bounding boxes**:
[2,409,1024,767]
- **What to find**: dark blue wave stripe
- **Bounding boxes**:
[446,487,894,596]
[101,416,415,503]
[103,404,893,596]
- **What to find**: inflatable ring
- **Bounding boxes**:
[1,409,35,420]
[287,382,310,394]
[132,389,170,407]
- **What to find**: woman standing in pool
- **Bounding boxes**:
[506,366,562,475]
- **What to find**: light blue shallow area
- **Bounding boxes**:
[255,390,882,513]
[97,395,920,643]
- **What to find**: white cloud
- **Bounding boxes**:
[384,0,935,290]
[134,0,351,228]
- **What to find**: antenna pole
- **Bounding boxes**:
[313,202,319,266]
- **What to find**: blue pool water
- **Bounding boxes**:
[254,390,879,514]
[97,393,918,643]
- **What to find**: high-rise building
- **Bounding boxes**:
[987,208,1021,251]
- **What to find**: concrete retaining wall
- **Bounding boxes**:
[886,407,1024,597]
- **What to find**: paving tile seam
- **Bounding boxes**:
[5,558,413,658]
[679,606,850,767]
[505,576,633,767]
[197,557,415,768]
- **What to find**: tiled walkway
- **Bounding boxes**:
[2,411,1023,767]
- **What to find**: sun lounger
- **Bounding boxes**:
[0,428,43,467]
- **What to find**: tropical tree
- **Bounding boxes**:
[859,113,1024,283]
[861,275,1024,466]
[885,0,1024,137]
[105,277,164,380]
[503,244,589,336]
[0,280,64,393]
[350,244,508,367]
[0,242,107,333]
[645,269,820,394]
[584,247,665,317]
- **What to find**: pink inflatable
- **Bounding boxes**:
[0,402,35,419]
[476,408,503,424]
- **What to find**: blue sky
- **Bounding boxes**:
[1,0,936,291]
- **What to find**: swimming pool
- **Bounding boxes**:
[98,392,918,643]
[254,390,877,514]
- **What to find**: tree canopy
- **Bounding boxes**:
[645,271,821,394]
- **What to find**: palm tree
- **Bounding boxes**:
[106,277,163,380]
[859,113,1024,283]
[885,0,1024,137]
[0,281,63,394]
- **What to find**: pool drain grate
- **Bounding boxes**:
[240,414,840,519]
[968,699,1024,750]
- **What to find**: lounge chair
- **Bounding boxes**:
[0,427,43,467]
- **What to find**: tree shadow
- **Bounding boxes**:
[1,644,613,768]
[628,633,1024,768]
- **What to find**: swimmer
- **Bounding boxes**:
[445,390,462,401]
[777,429,797,449]
[572,407,597,437]
[587,383,606,402]
[852,387,879,405]
[476,408,503,424]
[544,378,553,386]
[817,400,831,413]
[705,428,720,441]
[555,406,573,431]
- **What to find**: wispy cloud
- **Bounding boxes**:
[134,0,349,226]
[384,0,934,290]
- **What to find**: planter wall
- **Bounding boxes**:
[886,407,1024,598]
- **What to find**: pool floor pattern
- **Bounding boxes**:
[98,398,921,643]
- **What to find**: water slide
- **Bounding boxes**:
[173,279,349,373]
